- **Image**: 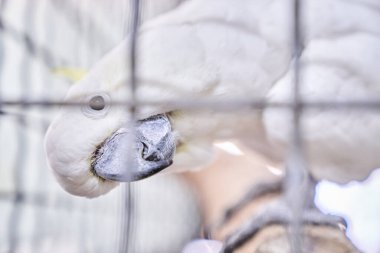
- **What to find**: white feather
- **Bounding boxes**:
[45,0,380,196]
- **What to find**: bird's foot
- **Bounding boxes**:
[205,180,347,253]
[208,179,283,234]
[220,199,346,253]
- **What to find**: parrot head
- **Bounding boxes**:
[45,22,221,198]
[44,43,178,198]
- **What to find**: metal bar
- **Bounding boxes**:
[286,0,308,252]
[119,0,140,252]
[2,99,380,110]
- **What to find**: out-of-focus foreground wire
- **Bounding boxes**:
[285,0,307,251]
[118,0,141,252]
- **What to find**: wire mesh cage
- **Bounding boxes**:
[1,0,380,252]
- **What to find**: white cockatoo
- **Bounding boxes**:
[45,0,380,203]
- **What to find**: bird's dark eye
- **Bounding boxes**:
[89,95,106,111]
[82,93,110,118]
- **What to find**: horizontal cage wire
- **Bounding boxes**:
[1,0,380,253]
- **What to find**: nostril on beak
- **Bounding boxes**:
[141,142,162,162]
[142,142,149,157]
[145,151,161,162]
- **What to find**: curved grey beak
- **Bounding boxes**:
[92,114,176,182]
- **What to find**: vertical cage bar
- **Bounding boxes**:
[285,0,309,252]
[119,0,140,252]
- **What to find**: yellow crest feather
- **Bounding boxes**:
[52,67,87,82]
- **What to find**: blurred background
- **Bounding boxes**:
[0,0,380,252]
[0,1,201,252]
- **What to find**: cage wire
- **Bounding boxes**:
[1,0,380,252]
